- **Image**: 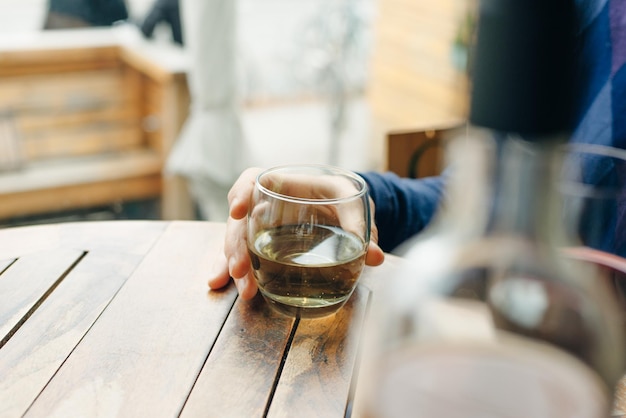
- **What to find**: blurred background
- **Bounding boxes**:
[0,0,472,227]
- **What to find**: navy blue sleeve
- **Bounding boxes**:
[358,171,446,253]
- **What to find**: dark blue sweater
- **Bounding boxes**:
[360,172,445,252]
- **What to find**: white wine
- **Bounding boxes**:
[367,334,610,418]
[248,224,366,318]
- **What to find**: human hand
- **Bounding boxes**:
[208,167,385,300]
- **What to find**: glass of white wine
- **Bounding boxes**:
[247,164,371,318]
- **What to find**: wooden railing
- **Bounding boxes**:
[0,28,193,223]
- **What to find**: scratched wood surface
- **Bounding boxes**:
[0,221,387,417]
[0,220,624,418]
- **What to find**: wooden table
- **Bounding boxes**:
[0,220,404,417]
[1,220,625,417]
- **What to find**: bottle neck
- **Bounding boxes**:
[426,128,494,240]
[428,128,571,242]
[487,133,570,247]
[406,127,574,254]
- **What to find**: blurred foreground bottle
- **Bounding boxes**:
[356,0,626,417]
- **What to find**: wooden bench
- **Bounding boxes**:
[0,28,193,223]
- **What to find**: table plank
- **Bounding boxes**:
[0,257,14,273]
[0,221,168,259]
[0,248,84,346]
[0,224,62,258]
[0,249,155,417]
[181,295,296,418]
[24,222,236,417]
[267,286,371,418]
[615,378,626,417]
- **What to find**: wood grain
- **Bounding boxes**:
[3,220,619,417]
[155,73,194,220]
[0,176,161,219]
[368,0,470,142]
[0,222,168,416]
[0,250,156,417]
[24,222,236,417]
[386,124,463,178]
[616,377,626,416]
[0,46,119,77]
[0,112,22,171]
[0,38,191,221]
[0,248,84,346]
[0,257,14,272]
[0,68,125,110]
[181,295,296,417]
[267,286,371,418]
[0,151,161,194]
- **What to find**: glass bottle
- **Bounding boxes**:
[355,0,626,417]
[358,131,625,418]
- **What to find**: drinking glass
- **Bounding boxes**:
[247,164,370,318]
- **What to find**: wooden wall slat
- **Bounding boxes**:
[0,69,126,111]
[0,66,145,161]
[0,46,119,77]
[141,76,163,153]
[17,105,140,133]
[21,123,143,161]
[367,0,470,132]
[0,151,161,194]
[24,222,237,417]
[0,176,162,219]
[0,39,191,220]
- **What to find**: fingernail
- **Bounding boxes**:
[229,197,239,211]
[235,277,247,293]
[228,257,237,278]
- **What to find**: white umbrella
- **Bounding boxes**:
[166,0,246,221]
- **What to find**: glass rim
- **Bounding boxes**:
[255,164,369,205]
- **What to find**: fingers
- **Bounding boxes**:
[366,241,385,266]
[208,256,258,300]
[224,215,251,277]
[208,206,260,300]
[224,214,257,300]
[208,168,263,300]
[365,196,384,266]
[207,252,231,290]
[207,217,253,287]
[228,167,262,220]
[211,166,385,303]
[233,272,259,301]
[207,251,258,300]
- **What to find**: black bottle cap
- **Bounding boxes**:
[468,0,577,137]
